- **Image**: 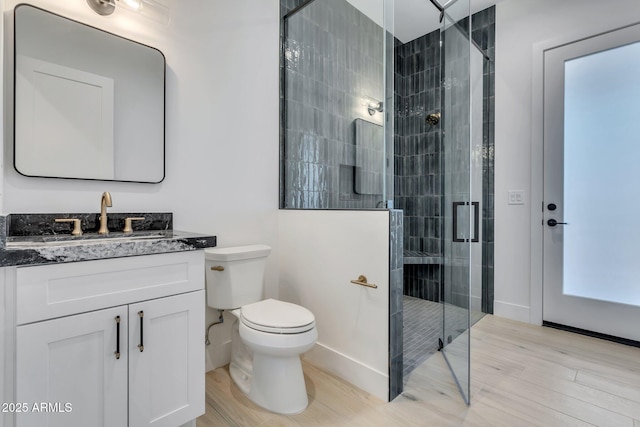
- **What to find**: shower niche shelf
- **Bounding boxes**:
[403,250,442,265]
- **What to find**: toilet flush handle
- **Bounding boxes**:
[210,266,224,271]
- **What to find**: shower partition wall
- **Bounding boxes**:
[281,0,403,401]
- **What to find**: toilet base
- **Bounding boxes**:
[246,353,309,414]
[230,351,309,414]
[229,361,251,395]
[228,312,315,415]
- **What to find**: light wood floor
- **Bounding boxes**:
[197,315,640,426]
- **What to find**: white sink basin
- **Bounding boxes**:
[7,232,168,248]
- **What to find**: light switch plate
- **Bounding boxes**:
[508,190,525,205]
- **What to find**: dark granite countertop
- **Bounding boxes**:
[0,213,217,267]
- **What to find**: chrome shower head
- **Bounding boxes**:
[426,112,441,126]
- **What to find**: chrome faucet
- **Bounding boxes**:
[98,191,112,234]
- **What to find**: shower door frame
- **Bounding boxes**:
[438,2,492,406]
[440,1,473,406]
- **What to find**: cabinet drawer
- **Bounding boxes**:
[16,251,204,325]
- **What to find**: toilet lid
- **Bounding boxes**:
[241,299,315,334]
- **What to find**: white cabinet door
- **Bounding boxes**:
[0,268,6,427]
[16,306,128,427]
[129,291,204,427]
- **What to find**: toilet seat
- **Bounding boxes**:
[241,299,315,334]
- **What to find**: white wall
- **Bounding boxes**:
[278,210,390,401]
[1,0,280,370]
[494,0,640,323]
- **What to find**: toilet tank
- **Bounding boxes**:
[204,244,271,309]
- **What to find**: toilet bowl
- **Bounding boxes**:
[204,245,317,414]
[230,299,317,414]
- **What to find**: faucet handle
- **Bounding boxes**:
[55,218,83,236]
[123,217,145,234]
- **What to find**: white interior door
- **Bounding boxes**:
[15,55,115,179]
[543,23,640,342]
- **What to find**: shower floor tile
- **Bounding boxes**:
[403,296,442,380]
[403,295,485,382]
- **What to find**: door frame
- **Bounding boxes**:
[530,21,640,326]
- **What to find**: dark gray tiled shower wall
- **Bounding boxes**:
[388,210,404,400]
[394,30,442,256]
[396,7,495,307]
[281,0,386,209]
[394,30,443,302]
[473,8,496,314]
[280,0,304,17]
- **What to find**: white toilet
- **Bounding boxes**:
[204,244,317,414]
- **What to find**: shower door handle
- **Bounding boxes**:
[453,202,479,242]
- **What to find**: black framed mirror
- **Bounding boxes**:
[14,4,166,183]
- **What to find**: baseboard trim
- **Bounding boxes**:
[543,321,640,348]
[303,342,389,402]
[493,300,530,323]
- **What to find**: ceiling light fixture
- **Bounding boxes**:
[86,0,143,16]
[121,0,143,11]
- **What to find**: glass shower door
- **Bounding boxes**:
[441,0,472,405]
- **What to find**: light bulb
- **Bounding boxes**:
[120,0,142,11]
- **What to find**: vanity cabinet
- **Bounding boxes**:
[12,251,205,427]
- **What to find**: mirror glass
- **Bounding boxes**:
[14,4,165,183]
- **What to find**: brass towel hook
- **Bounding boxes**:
[350,275,377,289]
